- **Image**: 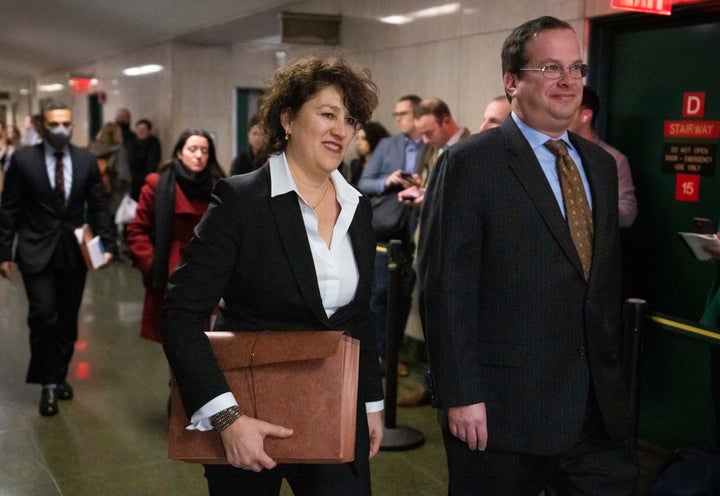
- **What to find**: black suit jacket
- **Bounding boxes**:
[0,143,117,272]
[418,117,632,455]
[162,165,383,419]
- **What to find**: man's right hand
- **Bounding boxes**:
[219,415,294,471]
[384,170,421,190]
[0,261,15,280]
[447,402,488,451]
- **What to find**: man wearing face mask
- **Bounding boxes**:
[0,101,117,416]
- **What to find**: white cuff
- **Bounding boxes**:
[186,392,237,431]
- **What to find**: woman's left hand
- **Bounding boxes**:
[367,411,383,458]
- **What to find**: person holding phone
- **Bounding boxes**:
[397,97,469,208]
[357,94,427,377]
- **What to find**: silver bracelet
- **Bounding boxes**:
[210,405,244,432]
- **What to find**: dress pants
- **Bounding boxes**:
[440,394,638,495]
[21,255,87,385]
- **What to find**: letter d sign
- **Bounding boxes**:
[683,92,705,118]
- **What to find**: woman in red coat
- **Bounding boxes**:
[126,128,225,342]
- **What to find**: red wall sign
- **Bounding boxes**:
[664,120,720,139]
[683,92,705,118]
[610,0,672,15]
[675,174,700,202]
[70,77,92,94]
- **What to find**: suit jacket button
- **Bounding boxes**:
[577,346,586,356]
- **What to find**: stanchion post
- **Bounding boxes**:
[383,239,402,428]
[623,297,647,443]
[380,239,425,451]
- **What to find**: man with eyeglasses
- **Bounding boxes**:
[357,94,428,378]
[0,101,117,417]
[419,16,637,495]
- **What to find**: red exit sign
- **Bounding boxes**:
[610,0,672,15]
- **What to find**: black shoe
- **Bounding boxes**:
[56,381,74,400]
[40,387,58,416]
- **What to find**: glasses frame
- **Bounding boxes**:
[518,63,589,80]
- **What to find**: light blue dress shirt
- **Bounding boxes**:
[511,112,593,217]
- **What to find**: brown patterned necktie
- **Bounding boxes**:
[54,151,65,207]
[544,139,593,279]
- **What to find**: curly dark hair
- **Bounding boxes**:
[259,56,379,155]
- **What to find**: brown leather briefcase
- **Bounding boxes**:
[168,330,360,464]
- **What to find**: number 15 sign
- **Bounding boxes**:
[676,173,700,202]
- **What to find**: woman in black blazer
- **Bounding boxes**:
[162,56,384,495]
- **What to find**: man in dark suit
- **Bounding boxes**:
[0,101,116,416]
[418,16,637,494]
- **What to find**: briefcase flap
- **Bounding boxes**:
[207,330,348,370]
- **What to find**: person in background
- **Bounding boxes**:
[126,128,224,343]
[23,115,42,146]
[128,118,162,201]
[5,124,23,150]
[569,85,638,228]
[396,97,470,408]
[398,97,470,207]
[0,124,16,172]
[419,16,637,494]
[115,108,136,148]
[89,122,131,215]
[0,125,7,200]
[349,121,389,186]
[230,113,268,175]
[700,225,720,447]
[478,94,512,132]
[0,101,116,417]
[162,56,383,495]
[357,94,427,378]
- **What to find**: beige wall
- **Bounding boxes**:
[25,0,620,175]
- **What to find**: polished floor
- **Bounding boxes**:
[0,262,669,495]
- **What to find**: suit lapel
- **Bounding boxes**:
[34,145,57,206]
[501,119,586,280]
[269,188,330,325]
[66,147,84,210]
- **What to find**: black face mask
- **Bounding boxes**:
[44,126,72,150]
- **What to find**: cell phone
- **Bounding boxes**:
[693,217,716,235]
[401,194,417,201]
[399,172,414,179]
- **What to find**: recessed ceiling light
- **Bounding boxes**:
[37,83,64,92]
[122,64,163,76]
[380,3,460,25]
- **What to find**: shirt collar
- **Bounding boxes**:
[44,141,70,157]
[444,126,468,149]
[511,112,576,154]
[269,152,360,206]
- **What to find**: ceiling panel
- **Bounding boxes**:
[0,0,299,87]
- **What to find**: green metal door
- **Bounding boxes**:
[591,5,720,448]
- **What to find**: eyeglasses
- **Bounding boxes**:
[392,111,411,118]
[518,63,589,79]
